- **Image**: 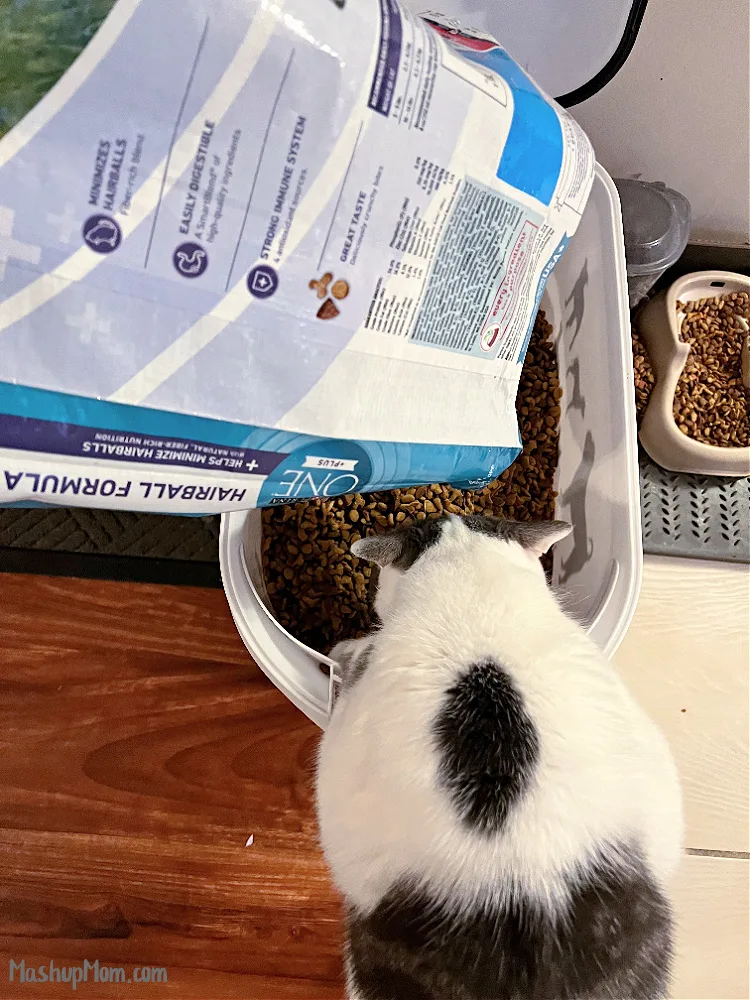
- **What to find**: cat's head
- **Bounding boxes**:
[352,515,571,621]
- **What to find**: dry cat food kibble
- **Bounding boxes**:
[262,309,561,652]
[673,291,750,447]
[632,323,655,424]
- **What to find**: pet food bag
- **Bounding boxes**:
[0,0,594,512]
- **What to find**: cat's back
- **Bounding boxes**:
[324,629,676,1000]
[317,519,681,998]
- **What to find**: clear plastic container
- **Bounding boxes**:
[614,178,691,308]
[219,165,643,730]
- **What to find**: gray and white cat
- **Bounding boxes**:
[316,515,683,1000]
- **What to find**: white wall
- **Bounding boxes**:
[572,0,750,247]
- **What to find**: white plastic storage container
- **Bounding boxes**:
[220,164,642,729]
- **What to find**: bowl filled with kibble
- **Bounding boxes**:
[637,272,750,477]
[220,166,643,728]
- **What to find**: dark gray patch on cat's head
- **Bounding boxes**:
[347,843,673,1000]
[433,658,539,836]
[462,515,572,557]
[351,515,571,569]
[351,518,445,569]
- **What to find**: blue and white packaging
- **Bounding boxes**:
[0,0,594,512]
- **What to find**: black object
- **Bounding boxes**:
[558,0,650,106]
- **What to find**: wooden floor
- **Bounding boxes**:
[614,557,750,1000]
[1,563,748,999]
[0,573,343,998]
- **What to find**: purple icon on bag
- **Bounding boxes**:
[247,264,278,299]
[173,242,209,278]
[83,214,122,254]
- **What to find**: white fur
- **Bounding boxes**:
[316,518,683,921]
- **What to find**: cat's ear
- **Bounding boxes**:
[350,531,407,568]
[514,520,572,557]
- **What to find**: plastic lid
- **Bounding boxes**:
[613,178,691,276]
[403,0,648,105]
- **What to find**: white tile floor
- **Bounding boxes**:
[615,556,750,999]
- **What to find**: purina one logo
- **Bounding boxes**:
[9,958,167,989]
[267,459,361,504]
[257,440,372,506]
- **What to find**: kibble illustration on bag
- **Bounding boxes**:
[0,0,594,512]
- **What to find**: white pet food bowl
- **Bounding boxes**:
[638,271,750,478]
[220,165,642,729]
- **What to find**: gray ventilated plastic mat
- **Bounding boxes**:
[0,508,219,561]
[640,454,750,563]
